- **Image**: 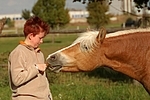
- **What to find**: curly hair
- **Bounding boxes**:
[23,16,50,37]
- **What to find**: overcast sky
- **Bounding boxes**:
[0,0,86,14]
[0,0,124,15]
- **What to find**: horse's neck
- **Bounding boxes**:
[102,32,150,81]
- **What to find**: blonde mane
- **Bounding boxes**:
[73,28,150,51]
[106,28,150,38]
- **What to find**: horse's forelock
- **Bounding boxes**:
[73,31,99,51]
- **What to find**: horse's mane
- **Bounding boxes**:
[106,28,150,38]
[72,28,150,51]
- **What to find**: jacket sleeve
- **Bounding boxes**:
[9,49,39,86]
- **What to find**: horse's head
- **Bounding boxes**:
[46,28,106,72]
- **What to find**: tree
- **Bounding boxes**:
[87,1,110,29]
[32,0,70,30]
[22,9,31,20]
[5,18,14,28]
[0,18,6,34]
[133,0,149,9]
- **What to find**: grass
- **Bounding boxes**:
[51,82,149,100]
[0,86,11,100]
[0,33,78,57]
[0,37,24,53]
[0,33,150,100]
[1,75,150,100]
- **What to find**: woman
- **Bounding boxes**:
[8,16,53,100]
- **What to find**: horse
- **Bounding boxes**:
[46,27,150,95]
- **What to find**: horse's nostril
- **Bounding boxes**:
[50,55,57,61]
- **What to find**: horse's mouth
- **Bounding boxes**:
[48,64,62,73]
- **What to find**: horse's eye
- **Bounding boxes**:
[83,45,88,50]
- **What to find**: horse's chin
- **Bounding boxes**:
[48,65,62,73]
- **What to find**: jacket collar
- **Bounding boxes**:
[19,41,41,52]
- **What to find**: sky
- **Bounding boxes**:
[0,0,123,15]
[0,0,87,14]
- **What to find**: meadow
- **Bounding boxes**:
[0,33,150,100]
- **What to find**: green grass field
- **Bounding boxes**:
[0,34,150,100]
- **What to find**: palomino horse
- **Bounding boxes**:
[46,27,150,94]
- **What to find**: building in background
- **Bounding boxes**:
[108,0,122,15]
[0,14,25,28]
[0,10,89,28]
[69,10,88,23]
[108,0,135,15]
[122,0,132,14]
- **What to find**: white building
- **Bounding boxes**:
[0,13,25,28]
[122,0,132,14]
[0,10,89,28]
[68,10,89,23]
[0,13,24,21]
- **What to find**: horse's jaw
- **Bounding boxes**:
[46,59,78,72]
[47,64,80,72]
[47,64,62,73]
[46,52,78,72]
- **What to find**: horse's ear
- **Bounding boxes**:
[96,27,106,43]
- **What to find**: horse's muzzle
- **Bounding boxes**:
[47,63,62,73]
[46,53,65,72]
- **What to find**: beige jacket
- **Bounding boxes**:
[8,44,53,100]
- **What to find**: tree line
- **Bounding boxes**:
[5,0,150,30]
[21,0,110,30]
